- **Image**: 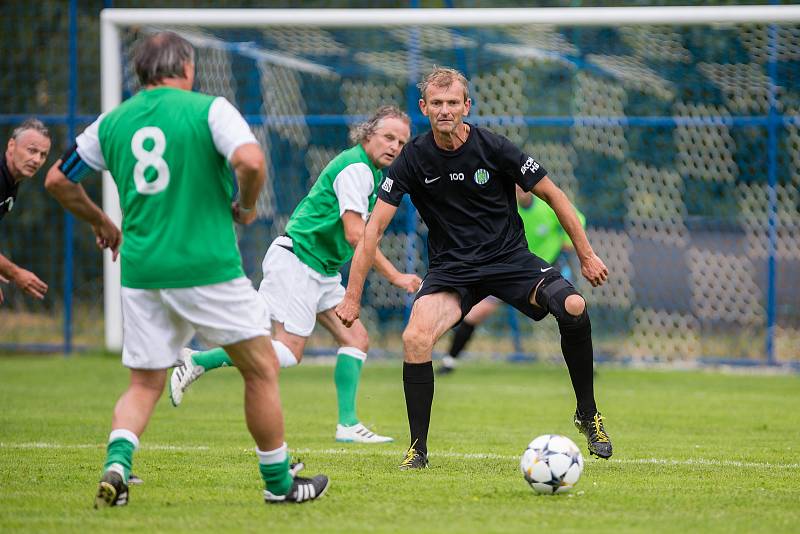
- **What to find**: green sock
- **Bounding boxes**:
[259,457,292,496]
[191,347,233,371]
[103,438,135,483]
[334,351,364,426]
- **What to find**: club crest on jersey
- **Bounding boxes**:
[381,177,394,193]
[473,168,490,185]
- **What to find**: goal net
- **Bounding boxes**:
[102,7,800,364]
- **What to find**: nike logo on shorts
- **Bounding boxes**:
[424,176,441,184]
[540,267,553,272]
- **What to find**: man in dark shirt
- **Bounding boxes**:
[336,66,613,469]
[0,119,51,304]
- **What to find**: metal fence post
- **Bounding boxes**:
[403,0,423,323]
[765,19,779,365]
[62,0,78,354]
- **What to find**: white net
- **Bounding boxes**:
[114,17,800,362]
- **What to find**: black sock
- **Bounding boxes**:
[558,314,597,416]
[448,322,475,359]
[403,361,434,454]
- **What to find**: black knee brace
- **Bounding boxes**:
[535,277,588,327]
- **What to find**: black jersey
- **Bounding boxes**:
[379,124,547,270]
[0,155,19,223]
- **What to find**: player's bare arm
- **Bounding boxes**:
[44,163,121,260]
[0,253,47,301]
[531,176,608,287]
[336,199,398,327]
[230,143,265,225]
[341,210,421,294]
[515,184,534,209]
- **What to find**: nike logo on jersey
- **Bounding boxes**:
[540,267,553,272]
[424,176,441,184]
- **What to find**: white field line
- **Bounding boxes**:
[2,442,798,470]
[0,442,210,451]
[295,448,800,470]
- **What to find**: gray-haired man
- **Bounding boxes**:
[170,105,421,444]
[0,119,51,303]
[45,31,328,508]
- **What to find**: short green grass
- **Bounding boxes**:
[1,354,798,533]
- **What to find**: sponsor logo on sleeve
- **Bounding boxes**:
[381,177,394,193]
[521,157,540,175]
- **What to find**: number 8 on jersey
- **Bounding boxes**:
[131,126,170,195]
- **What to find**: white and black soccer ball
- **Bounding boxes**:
[520,434,584,495]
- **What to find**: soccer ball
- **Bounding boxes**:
[520,434,584,494]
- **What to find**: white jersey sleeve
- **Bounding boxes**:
[332,162,375,220]
[208,97,259,161]
[75,114,108,172]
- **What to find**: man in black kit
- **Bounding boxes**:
[336,66,613,469]
[0,119,51,304]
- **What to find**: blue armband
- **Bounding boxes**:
[58,144,95,183]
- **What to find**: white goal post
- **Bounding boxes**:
[100,6,800,352]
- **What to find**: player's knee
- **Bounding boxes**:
[552,291,591,344]
[273,334,304,363]
[259,351,281,377]
[241,347,280,380]
[564,294,585,317]
[401,327,419,348]
[130,369,167,394]
[402,325,433,353]
[535,276,586,325]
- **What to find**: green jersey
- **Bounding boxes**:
[74,87,257,288]
[519,197,585,264]
[286,144,382,277]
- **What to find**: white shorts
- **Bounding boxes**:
[258,236,346,337]
[121,277,270,369]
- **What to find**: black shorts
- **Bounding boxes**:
[415,247,569,322]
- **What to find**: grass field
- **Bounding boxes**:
[1,353,798,533]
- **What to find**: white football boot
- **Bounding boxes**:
[335,423,393,444]
[169,348,204,407]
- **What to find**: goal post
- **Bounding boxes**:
[101,6,800,27]
[100,7,800,365]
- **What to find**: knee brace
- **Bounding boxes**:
[535,277,588,327]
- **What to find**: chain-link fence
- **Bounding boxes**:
[1,2,798,366]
